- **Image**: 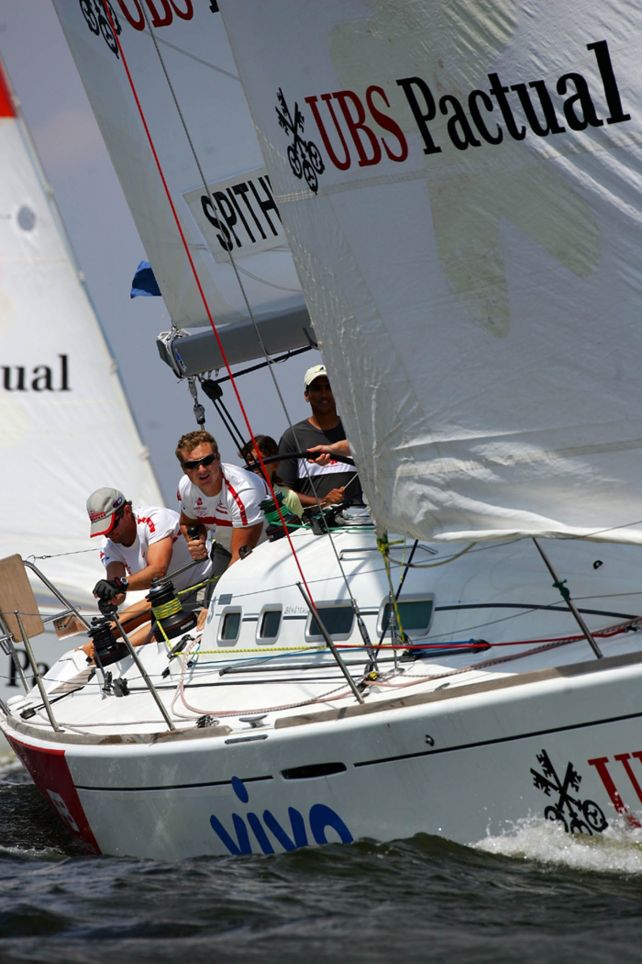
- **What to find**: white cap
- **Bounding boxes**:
[303,364,328,388]
[86,487,127,538]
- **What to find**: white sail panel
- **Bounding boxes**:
[0,60,162,604]
[52,1,311,372]
[219,0,642,543]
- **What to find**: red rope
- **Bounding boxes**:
[334,618,640,650]
[100,3,315,600]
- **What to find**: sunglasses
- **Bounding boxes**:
[109,507,126,533]
[182,452,220,470]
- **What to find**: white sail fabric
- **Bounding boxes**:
[219,0,642,543]
[0,60,162,605]
[52,2,310,372]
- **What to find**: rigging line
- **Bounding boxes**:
[99,2,316,604]
[140,11,299,435]
[139,11,376,645]
[28,548,97,559]
[202,387,246,451]
[375,538,418,658]
[208,346,314,384]
[150,34,239,80]
[235,262,301,293]
[574,517,642,538]
[386,542,476,568]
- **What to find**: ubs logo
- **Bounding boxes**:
[79,1,122,56]
[276,88,325,194]
[78,1,200,56]
[531,749,607,835]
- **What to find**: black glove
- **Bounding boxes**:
[93,577,128,602]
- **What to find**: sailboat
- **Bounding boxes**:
[0,56,162,720]
[3,1,642,857]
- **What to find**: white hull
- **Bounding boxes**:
[7,648,642,858]
[3,527,642,857]
[0,601,87,755]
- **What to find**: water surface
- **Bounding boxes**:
[2,761,641,963]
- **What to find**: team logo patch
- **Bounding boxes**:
[79,0,122,57]
[276,88,325,194]
[531,748,607,835]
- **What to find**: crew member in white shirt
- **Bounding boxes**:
[84,487,211,651]
[175,430,268,570]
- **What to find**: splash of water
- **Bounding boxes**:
[475,815,642,875]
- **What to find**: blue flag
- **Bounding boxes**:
[130,260,161,298]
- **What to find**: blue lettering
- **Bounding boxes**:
[309,803,354,845]
[263,807,309,851]
[209,812,252,855]
[231,776,249,803]
[209,776,352,855]
[247,812,275,854]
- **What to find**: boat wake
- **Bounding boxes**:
[475,817,642,875]
[0,755,21,780]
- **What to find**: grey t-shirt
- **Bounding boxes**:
[278,418,362,503]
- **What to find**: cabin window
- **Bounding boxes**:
[380,597,434,637]
[257,608,282,644]
[307,604,354,641]
[219,608,242,644]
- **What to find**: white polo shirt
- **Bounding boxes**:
[177,462,268,543]
[99,504,211,591]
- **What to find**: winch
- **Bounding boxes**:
[147,576,197,641]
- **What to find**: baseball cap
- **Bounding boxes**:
[87,487,127,538]
[304,364,328,389]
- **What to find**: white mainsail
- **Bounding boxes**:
[52,1,313,376]
[218,0,642,544]
[0,58,162,605]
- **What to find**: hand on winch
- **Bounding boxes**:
[92,576,128,608]
[185,524,208,561]
[321,486,346,507]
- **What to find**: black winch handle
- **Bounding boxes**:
[247,449,355,468]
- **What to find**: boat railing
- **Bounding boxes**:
[0,555,176,734]
[0,555,89,731]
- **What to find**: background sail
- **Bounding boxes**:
[0,58,162,604]
[219,0,642,544]
[53,2,312,376]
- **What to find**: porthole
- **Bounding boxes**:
[307,604,354,641]
[257,608,282,645]
[380,597,434,637]
[218,608,242,645]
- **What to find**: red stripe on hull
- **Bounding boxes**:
[7,735,100,854]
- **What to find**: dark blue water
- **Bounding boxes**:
[2,760,642,963]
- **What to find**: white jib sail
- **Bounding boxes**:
[0,59,162,606]
[52,2,311,372]
[218,0,642,544]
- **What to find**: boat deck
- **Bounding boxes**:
[6,622,642,746]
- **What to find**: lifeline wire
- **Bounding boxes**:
[111,4,380,672]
